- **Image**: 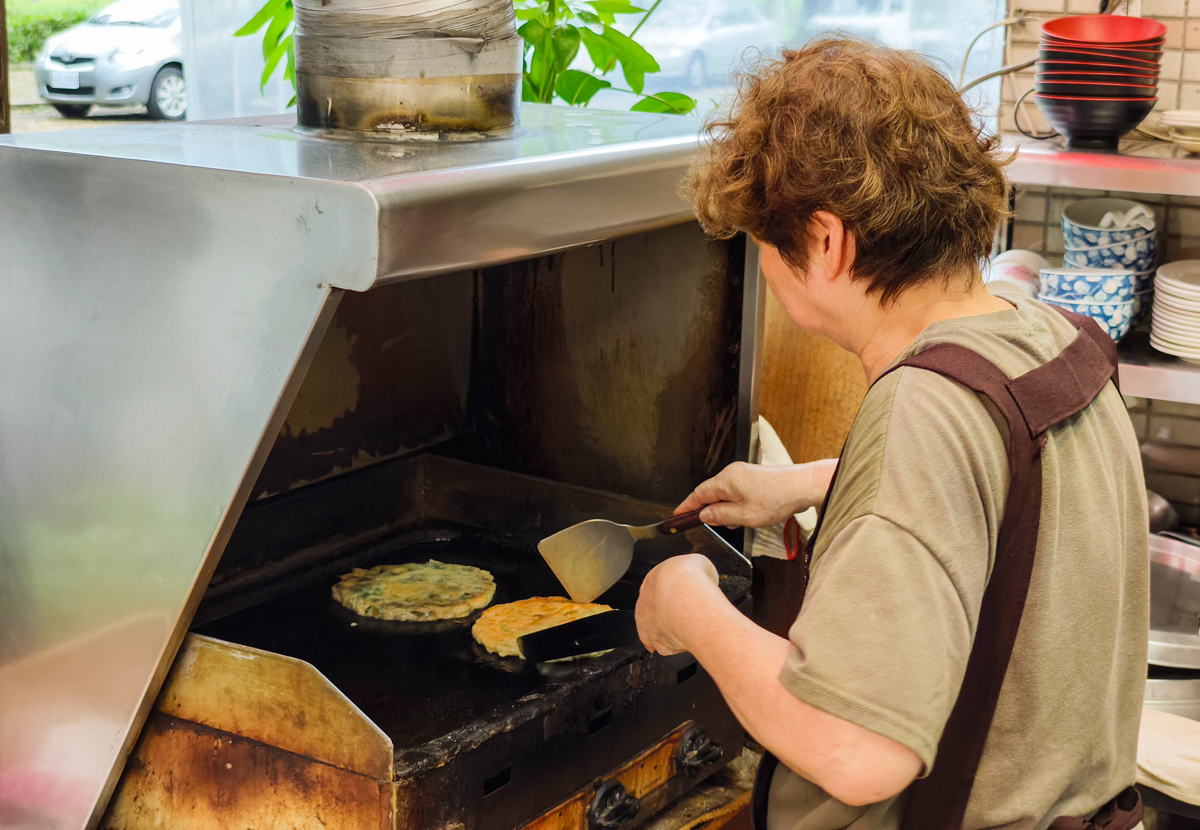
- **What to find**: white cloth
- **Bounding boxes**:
[1138,707,1200,807]
[748,417,817,560]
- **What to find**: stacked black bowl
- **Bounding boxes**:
[1034,14,1165,150]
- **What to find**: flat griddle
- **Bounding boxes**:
[192,526,751,779]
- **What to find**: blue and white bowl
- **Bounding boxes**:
[1134,268,1156,294]
[1133,290,1154,326]
[1039,268,1136,303]
[1062,198,1156,249]
[1063,233,1156,272]
[1041,297,1135,342]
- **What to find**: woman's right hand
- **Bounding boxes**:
[675,459,837,529]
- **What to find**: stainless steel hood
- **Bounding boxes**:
[0,105,705,830]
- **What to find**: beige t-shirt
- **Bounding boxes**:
[767,297,1149,830]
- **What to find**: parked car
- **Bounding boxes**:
[629,0,781,89]
[35,0,186,120]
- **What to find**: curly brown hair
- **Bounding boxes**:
[688,37,1010,303]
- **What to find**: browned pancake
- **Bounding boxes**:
[472,596,613,658]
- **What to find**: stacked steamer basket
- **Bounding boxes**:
[1035,14,1164,150]
[1061,197,1157,325]
[1152,261,1200,363]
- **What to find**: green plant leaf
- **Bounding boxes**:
[555,69,612,104]
[630,91,697,114]
[518,19,551,43]
[522,76,541,102]
[600,25,659,72]
[234,0,288,36]
[260,35,290,92]
[579,27,617,74]
[519,19,555,98]
[624,66,645,93]
[261,3,293,62]
[552,25,581,68]
[285,38,296,93]
[586,1,646,14]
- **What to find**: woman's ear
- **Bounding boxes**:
[810,211,854,283]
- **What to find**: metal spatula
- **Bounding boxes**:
[537,510,705,602]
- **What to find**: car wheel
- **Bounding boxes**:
[687,53,707,89]
[52,104,91,119]
[147,66,187,121]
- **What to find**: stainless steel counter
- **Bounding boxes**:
[1,106,702,286]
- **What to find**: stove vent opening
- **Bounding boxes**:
[483,766,512,796]
[587,708,614,735]
[676,662,699,684]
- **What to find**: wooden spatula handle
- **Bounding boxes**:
[659,509,704,535]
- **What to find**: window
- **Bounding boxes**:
[596,0,1008,128]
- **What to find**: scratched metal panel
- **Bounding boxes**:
[0,146,363,830]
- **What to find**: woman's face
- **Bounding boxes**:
[757,240,833,334]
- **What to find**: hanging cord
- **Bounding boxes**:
[1013,86,1059,140]
[958,11,1042,89]
[960,58,1035,94]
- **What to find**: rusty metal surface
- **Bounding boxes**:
[156,635,393,780]
[296,73,522,135]
[252,274,473,500]
[249,226,744,507]
[465,225,744,505]
[101,713,391,830]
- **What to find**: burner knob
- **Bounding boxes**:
[677,726,723,777]
[588,779,641,829]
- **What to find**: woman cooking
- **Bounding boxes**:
[634,37,1149,830]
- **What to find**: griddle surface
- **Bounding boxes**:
[193,529,638,753]
[193,526,750,770]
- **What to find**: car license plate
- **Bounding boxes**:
[50,71,80,90]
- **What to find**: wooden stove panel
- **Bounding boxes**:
[102,712,392,830]
[521,724,716,830]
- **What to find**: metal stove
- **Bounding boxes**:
[0,106,764,830]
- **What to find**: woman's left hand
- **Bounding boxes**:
[634,554,721,655]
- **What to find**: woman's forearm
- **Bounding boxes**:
[669,572,922,807]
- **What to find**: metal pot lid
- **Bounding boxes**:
[1149,534,1200,668]
[1146,675,1200,701]
[1149,630,1200,669]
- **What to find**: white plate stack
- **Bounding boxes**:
[1152,261,1200,363]
[1160,110,1200,153]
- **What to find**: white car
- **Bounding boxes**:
[631,0,782,88]
[34,0,186,120]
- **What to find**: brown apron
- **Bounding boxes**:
[751,307,1142,830]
